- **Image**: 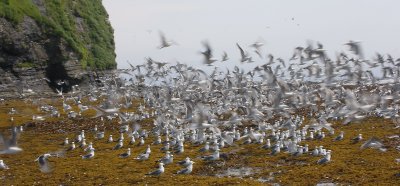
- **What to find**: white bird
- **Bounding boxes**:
[153,135,162,145]
[84,142,93,152]
[176,161,194,174]
[0,160,9,170]
[344,40,363,58]
[67,142,75,151]
[35,154,53,173]
[80,130,85,139]
[261,139,271,149]
[138,137,145,146]
[32,115,45,121]
[79,138,87,148]
[177,157,192,167]
[352,134,363,143]
[146,163,164,176]
[158,32,176,49]
[271,143,281,155]
[157,151,174,165]
[129,135,136,145]
[113,140,123,150]
[144,145,151,154]
[9,108,16,115]
[62,138,69,146]
[221,51,229,62]
[236,43,251,63]
[199,142,209,152]
[18,126,23,133]
[82,148,95,159]
[96,131,105,139]
[117,132,124,142]
[333,131,344,141]
[160,142,170,152]
[0,127,23,154]
[360,137,385,151]
[317,150,331,164]
[201,149,220,161]
[75,134,82,143]
[135,152,150,161]
[119,148,131,158]
[200,41,218,65]
[108,135,113,143]
[312,146,319,156]
[134,145,151,161]
[174,143,184,154]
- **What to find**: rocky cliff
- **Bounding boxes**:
[0,0,116,97]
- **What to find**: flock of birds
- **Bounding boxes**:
[0,34,400,180]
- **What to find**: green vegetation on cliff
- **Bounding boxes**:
[0,0,116,70]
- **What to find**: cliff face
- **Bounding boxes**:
[0,0,116,96]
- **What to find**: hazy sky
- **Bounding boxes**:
[103,0,400,71]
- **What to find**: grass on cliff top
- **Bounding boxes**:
[0,98,399,185]
[0,0,116,70]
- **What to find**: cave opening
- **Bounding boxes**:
[44,37,81,93]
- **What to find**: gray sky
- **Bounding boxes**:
[103,0,400,71]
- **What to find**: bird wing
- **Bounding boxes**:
[10,127,20,146]
[39,160,52,173]
[236,43,246,59]
[177,167,189,174]
[148,169,162,175]
[0,133,9,148]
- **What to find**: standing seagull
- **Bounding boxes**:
[67,142,75,151]
[119,148,131,158]
[82,148,95,159]
[317,150,332,164]
[146,162,165,176]
[351,134,363,143]
[199,142,210,152]
[333,131,344,141]
[113,140,123,150]
[96,131,105,139]
[135,148,150,161]
[177,157,192,167]
[201,149,220,161]
[62,138,69,146]
[176,161,195,174]
[108,135,113,143]
[157,151,174,165]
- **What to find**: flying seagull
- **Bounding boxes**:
[158,31,176,49]
[35,154,54,173]
[0,127,22,154]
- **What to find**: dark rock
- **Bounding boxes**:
[0,1,116,97]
